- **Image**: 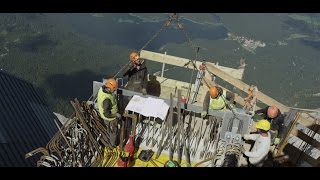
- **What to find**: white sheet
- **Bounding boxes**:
[125,95,169,120]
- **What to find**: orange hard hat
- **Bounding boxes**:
[267,106,279,118]
[129,52,139,62]
[209,86,219,98]
[105,78,118,92]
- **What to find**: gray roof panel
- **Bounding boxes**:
[0,70,58,166]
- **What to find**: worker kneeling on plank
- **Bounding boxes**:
[97,78,121,148]
[243,119,271,167]
[201,86,235,118]
[255,106,284,145]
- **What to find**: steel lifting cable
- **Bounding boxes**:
[115,13,201,81]
[143,13,195,77]
[186,47,200,102]
[171,14,208,102]
[139,14,174,52]
[113,14,174,79]
[113,63,131,79]
[175,13,205,69]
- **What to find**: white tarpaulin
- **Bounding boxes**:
[125,95,169,120]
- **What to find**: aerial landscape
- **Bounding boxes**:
[0,13,319,167]
[1,13,319,115]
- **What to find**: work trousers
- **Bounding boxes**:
[104,118,119,148]
[127,81,143,93]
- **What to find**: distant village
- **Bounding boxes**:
[227,32,266,53]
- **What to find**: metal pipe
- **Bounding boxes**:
[161,62,166,78]
[288,107,320,113]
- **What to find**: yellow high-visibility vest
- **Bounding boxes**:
[209,91,226,110]
[97,87,118,121]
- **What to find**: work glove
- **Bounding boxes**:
[245,111,253,116]
[274,138,280,145]
[201,111,207,118]
[142,88,147,95]
[243,134,250,140]
[244,151,249,157]
[115,113,122,119]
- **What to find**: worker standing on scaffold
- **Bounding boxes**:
[123,51,148,95]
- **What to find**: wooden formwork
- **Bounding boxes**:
[276,110,320,166]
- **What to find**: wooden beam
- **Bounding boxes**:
[290,113,318,137]
[141,50,288,112]
[205,63,289,113]
[140,50,244,80]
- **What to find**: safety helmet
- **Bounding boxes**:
[105,78,118,92]
[209,86,219,98]
[164,160,180,167]
[267,106,279,118]
[255,119,271,131]
[129,52,139,62]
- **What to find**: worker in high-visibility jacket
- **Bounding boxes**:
[97,78,121,148]
[201,86,235,118]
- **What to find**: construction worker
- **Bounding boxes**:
[243,119,271,167]
[97,78,121,148]
[123,51,148,95]
[201,86,235,118]
[255,106,284,145]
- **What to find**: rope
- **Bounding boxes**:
[186,47,200,103]
[179,19,196,50]
[171,14,211,104]
[139,14,175,51]
[113,14,175,79]
[113,61,131,79]
[141,13,200,71]
[117,13,204,103]
[139,22,169,51]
